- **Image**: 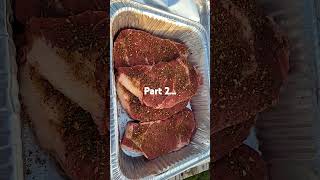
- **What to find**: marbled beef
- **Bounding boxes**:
[20,64,108,180]
[121,108,196,159]
[25,11,109,135]
[211,0,289,133]
[113,29,188,68]
[116,81,188,122]
[117,57,201,109]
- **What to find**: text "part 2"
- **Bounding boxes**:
[144,87,176,95]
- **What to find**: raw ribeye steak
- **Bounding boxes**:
[117,58,201,109]
[113,29,188,68]
[121,108,196,159]
[116,81,188,122]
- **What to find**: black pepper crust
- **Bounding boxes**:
[26,11,109,99]
[211,117,255,162]
[113,29,189,68]
[116,81,188,122]
[211,144,268,180]
[25,11,110,134]
[27,65,109,180]
[210,0,289,133]
[15,0,107,25]
[122,108,196,160]
[117,58,200,109]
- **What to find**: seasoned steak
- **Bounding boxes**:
[15,0,107,25]
[211,118,255,162]
[116,81,188,122]
[211,144,268,180]
[19,64,108,180]
[113,29,188,68]
[117,58,201,109]
[211,0,289,133]
[121,108,196,159]
[25,11,109,134]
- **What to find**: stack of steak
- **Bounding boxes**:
[113,29,201,159]
[16,0,109,179]
[15,0,291,178]
[210,0,289,179]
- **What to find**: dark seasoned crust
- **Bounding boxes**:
[211,0,289,133]
[20,64,109,180]
[15,0,107,25]
[117,58,201,109]
[25,11,109,134]
[211,118,255,162]
[113,29,189,68]
[211,144,268,180]
[116,81,188,122]
[26,11,109,98]
[121,108,196,159]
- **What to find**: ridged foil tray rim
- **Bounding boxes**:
[110,1,210,179]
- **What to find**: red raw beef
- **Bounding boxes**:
[117,57,201,109]
[121,108,196,159]
[116,81,188,122]
[113,29,188,68]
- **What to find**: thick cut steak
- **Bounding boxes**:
[118,58,201,109]
[211,144,268,180]
[113,29,188,68]
[25,11,109,134]
[211,118,255,162]
[121,108,196,159]
[15,0,107,25]
[116,81,188,122]
[211,0,289,133]
[20,64,108,180]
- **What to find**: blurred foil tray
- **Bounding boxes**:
[110,0,210,179]
[256,0,320,179]
[0,0,23,179]
[193,0,210,34]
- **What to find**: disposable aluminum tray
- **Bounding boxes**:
[255,0,320,179]
[110,1,210,179]
[0,0,23,179]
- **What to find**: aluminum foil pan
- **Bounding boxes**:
[0,0,23,179]
[193,0,210,33]
[110,0,210,179]
[255,0,320,179]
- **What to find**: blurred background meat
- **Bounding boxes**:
[211,0,289,133]
[15,0,110,179]
[211,118,255,162]
[14,0,107,25]
[25,11,109,135]
[211,144,268,180]
[19,63,109,180]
